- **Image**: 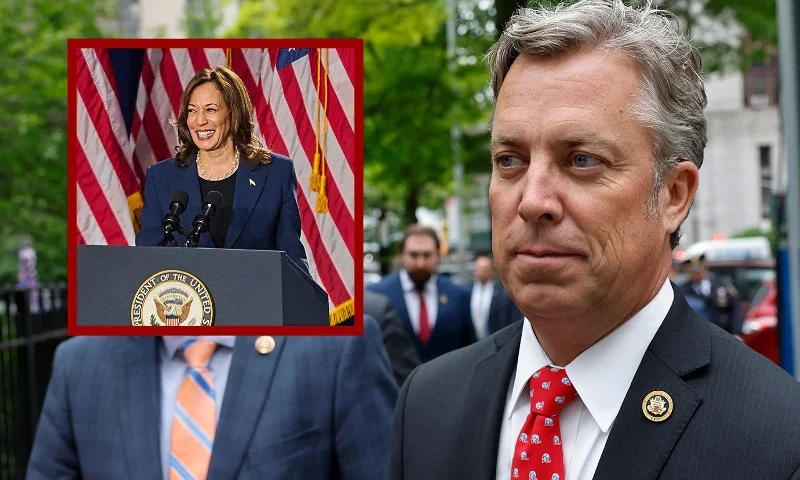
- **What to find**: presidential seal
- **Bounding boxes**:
[131,270,214,326]
[642,390,673,422]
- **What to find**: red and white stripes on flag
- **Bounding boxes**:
[75,47,356,324]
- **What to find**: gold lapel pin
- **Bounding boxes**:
[440,295,448,304]
[642,390,673,422]
[249,178,256,187]
[255,336,275,355]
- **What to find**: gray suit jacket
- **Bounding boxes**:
[364,290,421,386]
[28,317,398,480]
[390,283,800,479]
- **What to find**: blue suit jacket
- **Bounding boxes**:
[368,273,476,362]
[135,154,308,273]
[27,317,398,480]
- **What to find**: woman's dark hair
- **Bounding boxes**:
[174,66,271,167]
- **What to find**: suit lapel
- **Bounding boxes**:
[171,159,202,246]
[594,283,710,480]
[434,277,452,333]
[116,337,163,480]
[225,163,269,248]
[462,323,523,479]
[207,335,286,479]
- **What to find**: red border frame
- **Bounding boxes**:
[68,38,364,336]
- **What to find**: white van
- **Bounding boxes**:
[682,237,773,263]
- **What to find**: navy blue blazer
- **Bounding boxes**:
[27,317,398,480]
[368,273,476,362]
[135,153,308,273]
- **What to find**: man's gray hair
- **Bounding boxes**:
[487,0,707,248]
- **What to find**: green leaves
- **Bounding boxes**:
[183,0,224,38]
[231,0,495,228]
[0,0,106,285]
[229,0,778,236]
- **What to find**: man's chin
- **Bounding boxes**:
[509,283,586,318]
[407,273,433,288]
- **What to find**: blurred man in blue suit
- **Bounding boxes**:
[27,317,397,480]
[678,254,743,336]
[369,224,476,362]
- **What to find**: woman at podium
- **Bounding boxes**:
[135,66,309,274]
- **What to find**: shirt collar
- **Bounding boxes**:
[400,269,437,293]
[162,336,236,360]
[509,278,673,432]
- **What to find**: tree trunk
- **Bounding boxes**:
[377,209,392,276]
[403,186,421,227]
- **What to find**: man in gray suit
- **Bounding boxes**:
[364,289,421,386]
[28,317,397,479]
[389,2,800,479]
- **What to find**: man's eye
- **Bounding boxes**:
[572,153,600,168]
[495,155,522,168]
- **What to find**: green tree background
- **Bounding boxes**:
[229,0,779,267]
[0,0,779,283]
[0,0,111,285]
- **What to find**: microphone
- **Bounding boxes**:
[184,190,223,248]
[161,190,189,246]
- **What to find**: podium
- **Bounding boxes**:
[76,245,329,327]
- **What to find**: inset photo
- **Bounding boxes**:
[69,40,362,335]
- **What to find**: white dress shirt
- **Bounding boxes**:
[400,269,438,334]
[697,278,711,296]
[495,279,674,480]
[471,280,495,339]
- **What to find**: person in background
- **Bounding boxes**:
[364,290,422,386]
[679,254,744,336]
[17,235,40,314]
[28,317,397,480]
[368,224,476,362]
[470,255,523,339]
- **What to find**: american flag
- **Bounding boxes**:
[75,47,356,324]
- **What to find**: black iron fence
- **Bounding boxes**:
[0,285,68,480]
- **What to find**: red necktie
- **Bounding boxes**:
[511,366,577,480]
[416,287,431,345]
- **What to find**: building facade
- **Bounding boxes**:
[681,61,783,248]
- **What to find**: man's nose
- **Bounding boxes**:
[517,161,564,224]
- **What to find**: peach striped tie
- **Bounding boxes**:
[169,339,217,480]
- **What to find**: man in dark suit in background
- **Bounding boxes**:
[28,317,397,480]
[364,290,422,385]
[471,255,523,339]
[369,224,476,362]
[679,254,744,336]
[389,2,800,479]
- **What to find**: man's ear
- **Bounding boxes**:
[662,160,699,235]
